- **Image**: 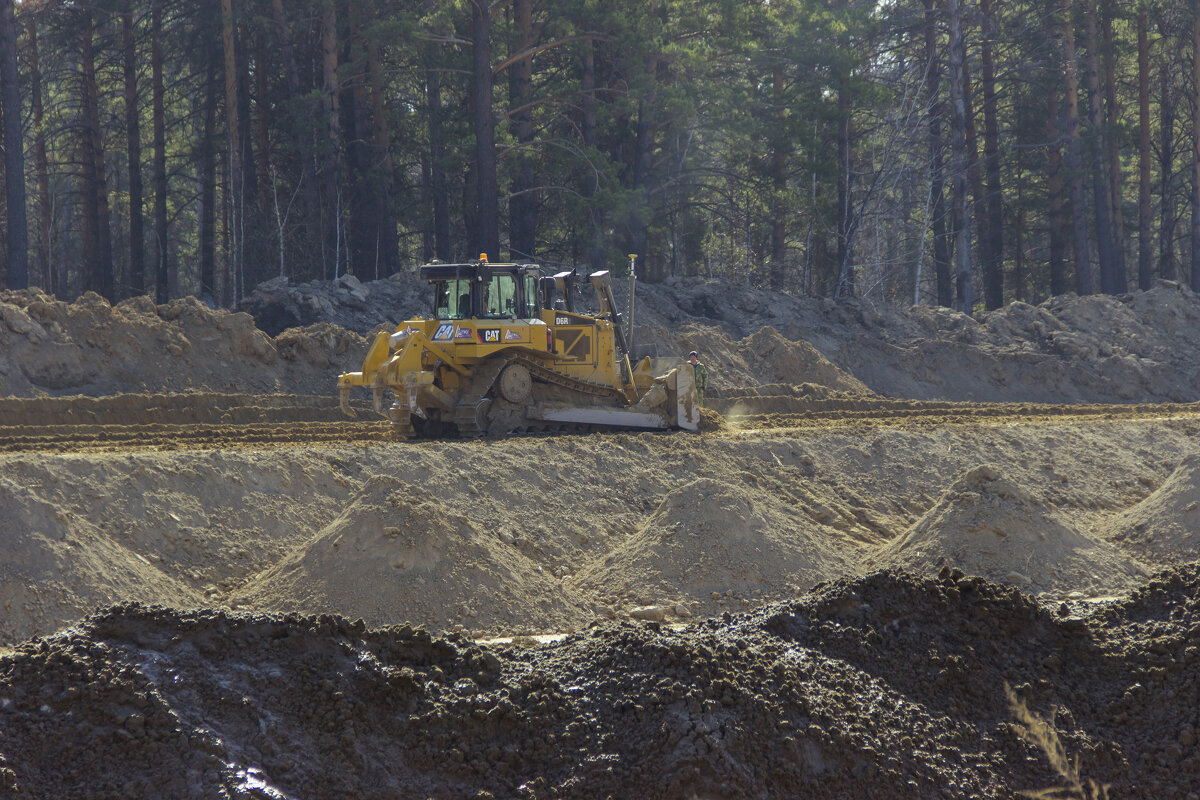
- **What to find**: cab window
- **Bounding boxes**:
[434,279,472,319]
[481,274,518,319]
[522,274,540,318]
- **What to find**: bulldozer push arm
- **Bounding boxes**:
[589,271,638,396]
[339,328,467,416]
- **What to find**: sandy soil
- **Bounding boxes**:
[3,279,1200,797]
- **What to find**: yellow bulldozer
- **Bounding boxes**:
[338,256,700,438]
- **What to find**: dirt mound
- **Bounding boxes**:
[1102,454,1200,566]
[875,465,1149,597]
[571,478,856,618]
[234,476,594,637]
[0,477,200,643]
[2,569,1196,798]
[10,273,1200,406]
[235,270,1200,405]
[238,271,430,336]
[0,289,366,399]
[652,323,874,396]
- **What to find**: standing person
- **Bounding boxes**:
[688,350,708,405]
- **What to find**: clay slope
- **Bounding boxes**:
[234,476,594,636]
[0,477,200,643]
[1102,454,1200,565]
[570,477,857,618]
[876,465,1149,597]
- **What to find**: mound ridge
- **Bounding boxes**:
[233,475,593,636]
[1102,454,1200,565]
[0,477,199,643]
[875,465,1148,597]
[570,477,853,615]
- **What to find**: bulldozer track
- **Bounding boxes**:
[450,353,626,438]
[450,357,510,437]
[2,391,1200,453]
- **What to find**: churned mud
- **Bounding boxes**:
[3,567,1199,798]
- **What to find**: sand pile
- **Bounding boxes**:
[876,465,1150,597]
[571,478,856,618]
[1102,454,1200,566]
[0,449,358,644]
[0,476,200,643]
[649,324,872,396]
[0,288,365,398]
[234,476,595,636]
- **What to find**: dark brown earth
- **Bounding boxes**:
[2,567,1198,799]
[4,278,1200,798]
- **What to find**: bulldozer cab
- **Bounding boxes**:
[424,261,542,321]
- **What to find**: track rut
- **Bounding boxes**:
[3,391,1200,452]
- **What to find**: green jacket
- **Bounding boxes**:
[693,361,708,390]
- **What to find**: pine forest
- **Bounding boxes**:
[0,0,1196,312]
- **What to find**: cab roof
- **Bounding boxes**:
[418,262,541,281]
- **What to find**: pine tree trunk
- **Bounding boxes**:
[581,37,603,269]
[470,0,499,260]
[236,20,259,288]
[1014,98,1027,302]
[269,0,321,280]
[923,0,952,307]
[426,66,450,261]
[345,4,373,276]
[365,22,399,277]
[80,11,114,300]
[220,0,241,303]
[250,28,273,286]
[979,0,1004,309]
[834,81,853,297]
[1045,79,1068,297]
[630,76,656,279]
[1160,60,1177,281]
[1061,1,1094,294]
[963,56,987,303]
[508,0,536,261]
[28,18,52,292]
[770,67,788,290]
[321,1,341,277]
[0,0,27,290]
[254,30,271,219]
[152,0,169,302]
[1102,4,1126,291]
[1082,0,1116,293]
[1192,10,1200,291]
[1137,4,1152,290]
[122,0,144,297]
[199,52,218,302]
[947,0,973,311]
